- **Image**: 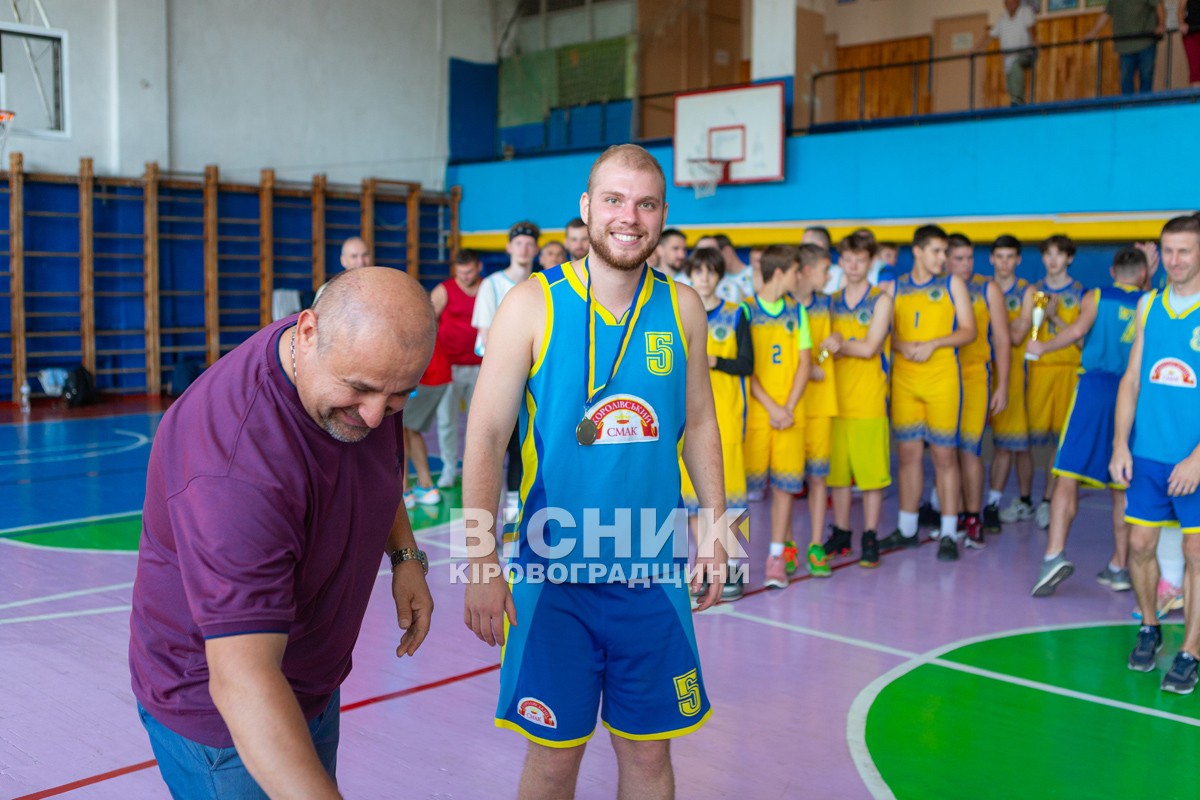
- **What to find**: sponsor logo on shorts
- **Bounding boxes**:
[585,394,659,443]
[517,697,557,728]
[1148,357,1197,388]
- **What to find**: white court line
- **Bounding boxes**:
[0,509,141,536]
[0,429,151,466]
[0,605,132,625]
[0,581,135,611]
[722,610,1198,799]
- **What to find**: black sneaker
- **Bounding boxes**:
[918,501,940,529]
[982,502,1001,533]
[937,536,959,561]
[1162,651,1199,695]
[1129,625,1163,672]
[859,530,880,568]
[823,526,853,558]
[880,529,922,550]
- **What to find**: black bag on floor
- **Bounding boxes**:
[63,365,100,407]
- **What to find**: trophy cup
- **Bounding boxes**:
[1025,291,1051,361]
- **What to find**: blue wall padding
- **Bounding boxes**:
[450,58,500,163]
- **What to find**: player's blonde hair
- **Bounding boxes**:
[587,144,666,200]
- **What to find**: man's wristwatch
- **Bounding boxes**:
[389,547,429,575]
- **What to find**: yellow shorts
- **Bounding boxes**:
[745,422,805,494]
[959,362,991,457]
[804,416,832,478]
[891,362,961,448]
[681,434,747,512]
[990,357,1028,451]
[829,417,892,490]
[1027,363,1079,447]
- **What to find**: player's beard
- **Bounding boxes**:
[588,223,658,273]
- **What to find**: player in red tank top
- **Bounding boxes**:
[431,250,484,487]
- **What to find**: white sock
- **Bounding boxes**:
[1045,551,1062,562]
[769,542,784,557]
[987,489,1003,506]
[1158,527,1185,588]
[940,515,959,542]
[898,511,918,537]
[929,487,941,512]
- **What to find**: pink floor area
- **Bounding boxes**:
[1,445,1142,799]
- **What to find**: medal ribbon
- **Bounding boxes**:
[583,257,650,414]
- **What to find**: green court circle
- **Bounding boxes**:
[864,623,1197,798]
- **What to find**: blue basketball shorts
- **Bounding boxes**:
[496,579,711,747]
[1051,372,1122,489]
[1125,456,1200,533]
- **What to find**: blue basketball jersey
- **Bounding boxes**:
[1131,289,1200,464]
[512,264,689,582]
[1080,283,1143,376]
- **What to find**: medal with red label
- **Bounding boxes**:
[579,258,648,445]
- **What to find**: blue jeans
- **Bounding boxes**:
[1119,45,1156,94]
[138,690,340,799]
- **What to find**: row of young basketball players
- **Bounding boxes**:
[663,222,1184,623]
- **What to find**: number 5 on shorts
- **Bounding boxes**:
[673,669,702,717]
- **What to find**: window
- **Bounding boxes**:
[0,21,68,135]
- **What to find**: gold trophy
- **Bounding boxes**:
[1025,291,1051,361]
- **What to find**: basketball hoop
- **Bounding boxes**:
[687,158,730,200]
[0,110,15,161]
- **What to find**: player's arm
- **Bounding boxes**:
[1110,295,1148,485]
[461,280,542,646]
[207,633,341,799]
[784,305,813,415]
[1010,285,1034,345]
[985,281,1011,413]
[712,308,754,376]
[430,283,448,319]
[1026,289,1098,357]
[938,274,978,350]
[838,293,893,359]
[385,503,433,658]
[678,286,729,611]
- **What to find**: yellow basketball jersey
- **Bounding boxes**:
[960,274,992,368]
[831,286,889,419]
[893,272,958,371]
[705,301,747,442]
[746,295,811,426]
[804,293,838,419]
[1032,278,1086,367]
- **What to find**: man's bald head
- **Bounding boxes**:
[296,267,436,442]
[340,237,371,270]
[312,266,435,358]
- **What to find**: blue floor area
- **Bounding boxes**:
[0,413,162,530]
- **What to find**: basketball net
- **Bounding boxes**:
[689,159,728,200]
[0,111,14,162]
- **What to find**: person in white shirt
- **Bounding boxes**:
[977,0,1038,106]
[472,221,539,523]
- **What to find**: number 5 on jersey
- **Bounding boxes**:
[646,332,673,375]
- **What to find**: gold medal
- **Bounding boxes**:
[576,418,598,446]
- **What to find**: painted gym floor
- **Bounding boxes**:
[2,405,1192,799]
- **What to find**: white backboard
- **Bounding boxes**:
[673,82,785,187]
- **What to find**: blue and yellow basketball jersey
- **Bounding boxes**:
[703,301,748,440]
[960,274,993,369]
[1032,278,1086,367]
[892,272,958,370]
[745,294,812,426]
[804,293,838,419]
[1131,289,1200,464]
[831,286,889,419]
[513,263,689,581]
[1080,283,1143,376]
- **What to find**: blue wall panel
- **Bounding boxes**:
[448,102,1200,233]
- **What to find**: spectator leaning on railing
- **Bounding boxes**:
[976,0,1039,107]
[1085,0,1167,95]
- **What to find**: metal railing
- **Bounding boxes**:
[809,29,1192,128]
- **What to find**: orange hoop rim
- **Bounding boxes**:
[0,110,14,123]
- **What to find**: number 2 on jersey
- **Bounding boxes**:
[771,343,782,364]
